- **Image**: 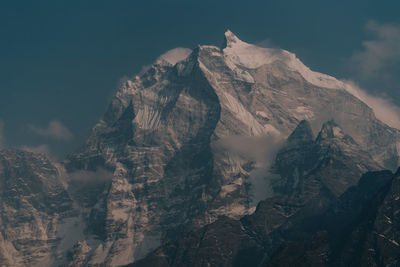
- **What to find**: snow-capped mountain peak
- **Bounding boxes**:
[222,30,347,91]
[222,30,284,69]
[223,29,245,47]
[317,120,346,140]
[2,30,399,267]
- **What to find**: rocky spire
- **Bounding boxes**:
[287,120,314,146]
[316,120,346,141]
[221,29,243,49]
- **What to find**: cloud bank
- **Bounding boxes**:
[68,168,114,184]
[343,20,400,130]
[29,120,73,140]
[351,21,400,78]
[343,81,400,130]
[215,134,285,207]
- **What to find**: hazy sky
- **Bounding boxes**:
[1,0,400,159]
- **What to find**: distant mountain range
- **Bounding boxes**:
[1,31,399,266]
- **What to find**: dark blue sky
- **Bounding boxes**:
[1,0,399,159]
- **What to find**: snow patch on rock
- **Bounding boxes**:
[134,106,161,130]
[293,106,315,120]
[224,56,255,83]
[263,124,281,136]
[256,111,269,119]
[219,178,243,198]
[333,126,345,138]
[221,91,267,136]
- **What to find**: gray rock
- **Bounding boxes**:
[65,31,400,265]
[2,30,400,266]
[0,150,73,266]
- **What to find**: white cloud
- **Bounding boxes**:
[29,120,73,141]
[351,21,400,78]
[67,168,114,186]
[215,135,284,164]
[214,134,285,206]
[344,20,400,130]
[157,47,192,65]
[343,80,400,129]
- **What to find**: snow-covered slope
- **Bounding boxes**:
[63,30,400,266]
[223,30,348,90]
[1,30,400,267]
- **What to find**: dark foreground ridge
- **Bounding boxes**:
[130,168,400,267]
[129,121,400,267]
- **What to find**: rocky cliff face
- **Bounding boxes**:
[64,31,400,265]
[0,150,73,266]
[1,30,400,266]
[130,120,390,267]
[134,168,400,267]
[65,31,400,266]
[266,169,400,267]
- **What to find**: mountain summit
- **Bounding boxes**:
[222,29,242,48]
[63,30,399,265]
[1,31,400,266]
[287,120,314,145]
